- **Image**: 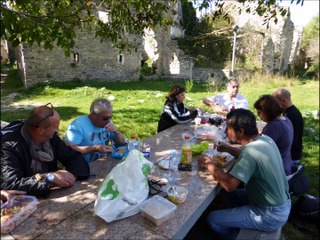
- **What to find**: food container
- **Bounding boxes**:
[141,142,151,158]
[167,186,188,204]
[212,151,234,168]
[200,114,210,124]
[111,145,129,159]
[194,125,220,140]
[1,195,38,233]
[138,195,177,226]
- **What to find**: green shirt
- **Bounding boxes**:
[230,135,290,206]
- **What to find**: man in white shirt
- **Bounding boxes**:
[203,78,248,113]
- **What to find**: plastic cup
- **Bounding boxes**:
[201,114,209,124]
[195,117,201,126]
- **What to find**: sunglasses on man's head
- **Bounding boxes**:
[101,115,112,121]
[36,103,54,128]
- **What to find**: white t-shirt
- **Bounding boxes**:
[207,93,248,111]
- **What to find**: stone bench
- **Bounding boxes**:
[236,228,282,240]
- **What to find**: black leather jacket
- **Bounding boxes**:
[1,121,90,198]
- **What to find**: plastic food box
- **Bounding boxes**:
[138,195,177,226]
[167,186,188,204]
[212,151,234,168]
[1,195,38,233]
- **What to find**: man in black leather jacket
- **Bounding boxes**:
[1,103,90,198]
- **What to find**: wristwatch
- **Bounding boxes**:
[45,173,55,183]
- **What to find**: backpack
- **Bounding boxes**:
[287,164,310,196]
[289,194,319,236]
[292,194,319,223]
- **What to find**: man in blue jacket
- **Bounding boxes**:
[1,103,90,197]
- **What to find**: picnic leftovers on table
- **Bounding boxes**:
[158,159,170,170]
[1,195,38,233]
[167,186,188,204]
[212,152,234,168]
[194,125,222,141]
[111,145,129,159]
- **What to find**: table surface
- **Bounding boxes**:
[2,123,225,240]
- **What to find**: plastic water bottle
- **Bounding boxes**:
[180,135,192,166]
[128,136,140,151]
[141,142,151,158]
[221,120,227,140]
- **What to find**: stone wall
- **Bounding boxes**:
[290,28,303,68]
[13,0,300,87]
[18,31,142,87]
[1,40,8,63]
[192,68,230,82]
[261,38,275,74]
[221,1,295,73]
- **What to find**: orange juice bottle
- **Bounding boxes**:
[180,135,192,166]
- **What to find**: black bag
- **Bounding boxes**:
[288,164,310,196]
[292,194,319,223]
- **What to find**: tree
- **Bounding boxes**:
[0,0,304,55]
[301,15,319,79]
[196,0,304,27]
[0,0,173,55]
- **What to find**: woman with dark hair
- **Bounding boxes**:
[254,94,294,175]
[157,85,198,133]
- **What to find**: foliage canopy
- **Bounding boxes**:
[0,0,172,55]
[301,15,319,79]
[301,16,319,49]
[0,0,304,55]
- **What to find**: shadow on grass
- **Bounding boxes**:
[1,106,83,123]
[21,78,209,94]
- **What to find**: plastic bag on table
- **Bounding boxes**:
[94,149,153,222]
[194,125,222,141]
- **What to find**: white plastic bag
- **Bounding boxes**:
[94,149,153,222]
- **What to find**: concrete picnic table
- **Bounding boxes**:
[2,123,226,240]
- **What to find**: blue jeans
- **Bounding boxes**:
[207,189,291,240]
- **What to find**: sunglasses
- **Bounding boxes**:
[231,85,239,89]
[35,103,54,128]
[101,115,112,121]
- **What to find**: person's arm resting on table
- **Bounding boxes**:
[66,141,112,155]
[65,126,113,155]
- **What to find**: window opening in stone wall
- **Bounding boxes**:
[73,53,79,63]
[118,53,124,64]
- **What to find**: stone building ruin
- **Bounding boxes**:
[1,0,303,87]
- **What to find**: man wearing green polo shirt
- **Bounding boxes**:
[198,109,291,240]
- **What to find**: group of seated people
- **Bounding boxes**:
[0,77,304,239]
[158,78,303,174]
[157,78,304,238]
[1,98,126,198]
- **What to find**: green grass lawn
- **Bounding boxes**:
[1,70,319,240]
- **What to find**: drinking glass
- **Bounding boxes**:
[195,117,201,126]
[164,150,181,188]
